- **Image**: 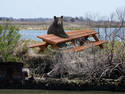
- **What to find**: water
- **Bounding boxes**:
[0,90,124,94]
[94,28,125,40]
[19,28,125,41]
[19,30,47,41]
[19,30,70,41]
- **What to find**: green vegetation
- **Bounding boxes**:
[0,23,21,62]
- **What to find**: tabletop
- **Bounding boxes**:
[37,30,98,45]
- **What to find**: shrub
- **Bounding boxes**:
[0,23,21,62]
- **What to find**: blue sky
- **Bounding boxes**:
[0,0,125,18]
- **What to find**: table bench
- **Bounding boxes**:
[29,29,107,52]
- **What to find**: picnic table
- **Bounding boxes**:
[29,29,107,52]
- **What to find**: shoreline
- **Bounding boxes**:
[18,28,82,31]
[0,77,125,91]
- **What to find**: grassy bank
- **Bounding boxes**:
[14,40,125,78]
[0,21,88,30]
[17,26,83,31]
[0,39,125,90]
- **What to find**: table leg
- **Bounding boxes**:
[39,44,48,53]
[53,44,59,50]
[71,40,76,46]
[79,36,89,46]
[92,34,103,48]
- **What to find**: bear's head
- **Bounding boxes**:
[53,16,63,26]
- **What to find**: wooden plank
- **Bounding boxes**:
[38,30,96,41]
[37,30,98,44]
[54,32,97,43]
[29,42,46,48]
[63,40,107,52]
[52,30,97,41]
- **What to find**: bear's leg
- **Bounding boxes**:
[80,36,89,46]
[57,43,67,48]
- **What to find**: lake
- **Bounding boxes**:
[0,90,124,94]
[19,30,47,41]
[19,28,125,41]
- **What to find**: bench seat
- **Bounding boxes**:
[64,40,107,52]
[29,42,46,48]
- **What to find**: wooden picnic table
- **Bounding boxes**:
[30,29,107,52]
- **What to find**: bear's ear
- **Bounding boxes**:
[61,16,63,18]
[54,16,56,19]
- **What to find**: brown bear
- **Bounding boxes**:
[47,16,69,38]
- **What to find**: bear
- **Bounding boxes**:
[47,16,69,38]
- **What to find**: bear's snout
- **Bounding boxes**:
[57,20,62,25]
